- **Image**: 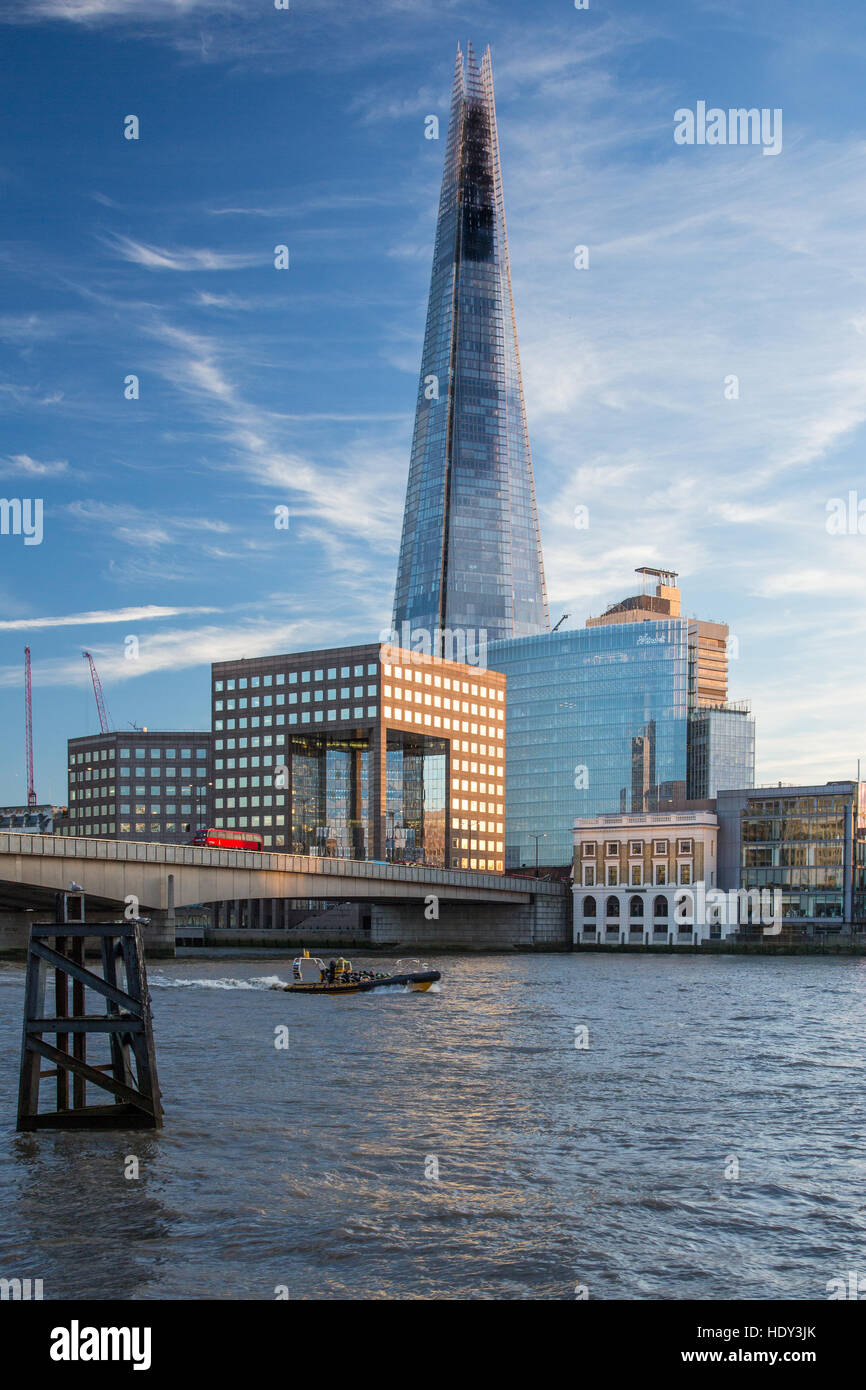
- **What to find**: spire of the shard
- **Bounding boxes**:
[392,43,549,648]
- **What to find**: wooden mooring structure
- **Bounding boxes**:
[17,893,163,1130]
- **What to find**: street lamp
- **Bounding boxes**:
[530,832,547,878]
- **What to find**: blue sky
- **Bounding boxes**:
[1,0,866,806]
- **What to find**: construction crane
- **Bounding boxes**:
[24,646,36,807]
[82,651,113,734]
[551,613,571,633]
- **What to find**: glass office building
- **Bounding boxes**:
[392,43,549,646]
[489,624,689,868]
[717,782,866,930]
[687,705,755,798]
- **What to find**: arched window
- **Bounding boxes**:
[606,895,620,917]
[582,896,596,919]
[654,895,669,919]
[629,896,643,918]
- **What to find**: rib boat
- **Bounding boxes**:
[274,951,440,995]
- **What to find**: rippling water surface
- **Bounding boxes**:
[1,951,865,1300]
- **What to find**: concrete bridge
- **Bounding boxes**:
[0,832,569,956]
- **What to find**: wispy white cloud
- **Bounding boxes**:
[142,316,406,549]
[106,234,262,272]
[0,615,364,689]
[1,453,68,477]
[5,0,240,21]
[0,604,220,631]
[66,500,233,549]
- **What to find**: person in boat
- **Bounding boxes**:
[326,959,336,984]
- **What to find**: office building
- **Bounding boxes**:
[211,643,506,871]
[489,569,754,866]
[687,704,755,798]
[66,731,214,844]
[488,620,689,869]
[392,42,549,648]
[717,781,866,931]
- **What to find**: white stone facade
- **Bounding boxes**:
[572,810,732,945]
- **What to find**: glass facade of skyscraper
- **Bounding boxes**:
[489,624,689,869]
[392,43,549,646]
[687,706,755,798]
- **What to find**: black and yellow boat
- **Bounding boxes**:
[274,951,440,995]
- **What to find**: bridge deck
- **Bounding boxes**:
[0,832,564,910]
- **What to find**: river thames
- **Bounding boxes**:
[1,951,864,1300]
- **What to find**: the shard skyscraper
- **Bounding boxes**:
[391,43,549,649]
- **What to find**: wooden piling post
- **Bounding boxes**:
[16,895,163,1131]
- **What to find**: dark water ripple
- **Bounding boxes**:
[1,952,865,1300]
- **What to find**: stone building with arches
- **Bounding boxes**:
[572,810,721,945]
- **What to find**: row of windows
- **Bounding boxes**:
[71,747,206,763]
[73,803,195,816]
[384,685,503,720]
[382,663,504,701]
[216,686,378,711]
[71,769,203,784]
[453,838,504,852]
[214,813,287,824]
[215,709,376,731]
[454,757,502,775]
[581,838,693,858]
[215,665,379,693]
[579,895,675,918]
[119,822,185,834]
[452,778,502,795]
[582,863,693,886]
[385,706,502,739]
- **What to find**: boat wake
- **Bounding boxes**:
[149,974,285,992]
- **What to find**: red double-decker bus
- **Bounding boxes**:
[193,827,264,852]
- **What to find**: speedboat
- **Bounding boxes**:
[274,951,440,995]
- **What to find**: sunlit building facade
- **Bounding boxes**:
[488,623,689,868]
[392,43,549,648]
[572,810,719,944]
[211,643,506,871]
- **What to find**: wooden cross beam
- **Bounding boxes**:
[16,920,163,1132]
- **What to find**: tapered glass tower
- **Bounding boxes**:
[392,43,549,647]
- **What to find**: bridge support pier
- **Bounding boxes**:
[370,892,569,951]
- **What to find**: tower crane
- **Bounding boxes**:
[82,651,113,734]
[24,646,36,807]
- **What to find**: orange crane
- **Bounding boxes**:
[82,650,113,734]
[24,646,36,807]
